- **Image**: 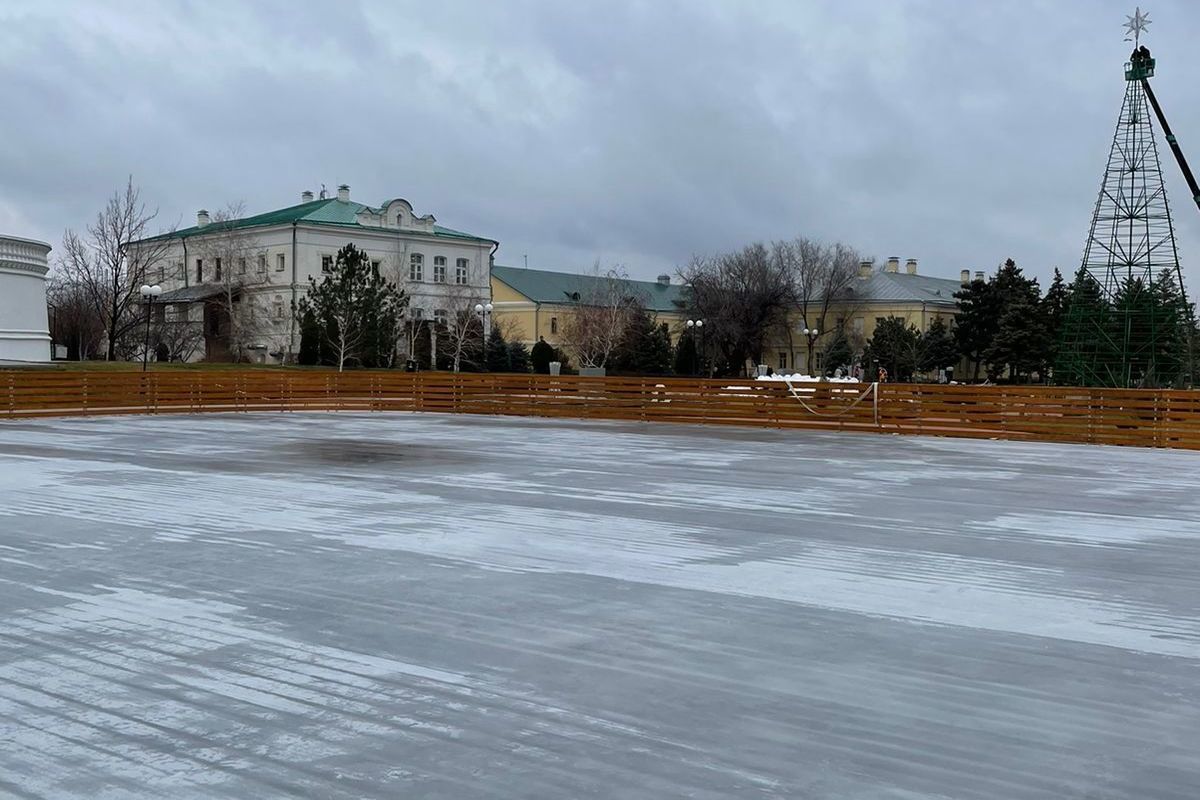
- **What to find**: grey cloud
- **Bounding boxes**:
[2,0,1199,287]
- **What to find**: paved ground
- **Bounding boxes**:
[1,412,1198,799]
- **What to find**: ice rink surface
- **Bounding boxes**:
[1,412,1198,798]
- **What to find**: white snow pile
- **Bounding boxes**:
[755,373,861,383]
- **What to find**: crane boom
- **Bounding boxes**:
[1141,77,1200,214]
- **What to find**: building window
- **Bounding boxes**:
[410,307,423,320]
[410,253,424,281]
[433,256,447,283]
[157,265,165,282]
[276,254,286,272]
[257,255,267,273]
[273,296,285,320]
[778,351,788,370]
[434,309,448,327]
[214,258,222,282]
[195,258,203,283]
[154,304,167,324]
[321,255,333,274]
[876,317,886,328]
[371,259,381,276]
[550,316,558,335]
[852,317,864,335]
[455,258,469,285]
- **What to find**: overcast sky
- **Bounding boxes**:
[3,0,1200,286]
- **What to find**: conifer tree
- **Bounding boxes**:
[507,339,531,373]
[953,277,996,380]
[297,306,321,366]
[297,244,407,371]
[531,338,555,374]
[863,317,920,381]
[1042,268,1070,369]
[485,326,510,372]
[917,317,958,374]
[674,330,698,377]
[612,308,672,375]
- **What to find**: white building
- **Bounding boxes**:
[131,185,498,363]
[0,234,52,364]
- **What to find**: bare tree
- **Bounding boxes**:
[774,237,862,371]
[679,244,792,376]
[58,177,173,361]
[151,306,205,363]
[438,284,488,372]
[46,274,104,360]
[190,203,269,362]
[560,263,640,369]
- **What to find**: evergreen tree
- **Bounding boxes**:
[531,338,555,374]
[1152,268,1188,386]
[863,316,920,381]
[507,339,531,373]
[412,320,433,370]
[1042,268,1070,371]
[297,243,407,371]
[820,329,855,375]
[612,308,673,375]
[917,317,958,374]
[674,330,698,377]
[985,297,1050,382]
[485,327,510,372]
[1056,266,1112,386]
[953,277,996,380]
[297,306,321,366]
[983,259,1045,381]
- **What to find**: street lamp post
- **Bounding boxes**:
[474,302,494,370]
[802,326,820,376]
[140,284,162,371]
[686,318,705,377]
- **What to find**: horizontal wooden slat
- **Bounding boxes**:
[3,370,1200,450]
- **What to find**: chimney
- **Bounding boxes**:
[301,190,314,202]
[196,209,210,228]
[905,258,918,275]
[858,259,873,278]
[960,269,970,284]
[885,256,900,273]
[656,274,670,286]
[337,184,350,202]
[974,270,985,281]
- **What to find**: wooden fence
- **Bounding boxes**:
[3,369,1200,450]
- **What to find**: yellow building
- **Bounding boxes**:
[767,257,968,375]
[490,265,684,348]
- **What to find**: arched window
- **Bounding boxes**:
[409,253,424,281]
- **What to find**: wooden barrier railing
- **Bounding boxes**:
[3,370,1200,450]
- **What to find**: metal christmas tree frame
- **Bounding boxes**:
[1057,8,1196,387]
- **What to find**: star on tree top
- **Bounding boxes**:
[1124,7,1151,45]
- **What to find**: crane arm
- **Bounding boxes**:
[1141,78,1200,213]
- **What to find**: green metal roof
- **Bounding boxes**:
[140,198,496,244]
[845,268,963,306]
[492,265,684,313]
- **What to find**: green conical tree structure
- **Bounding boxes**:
[1056,49,1191,387]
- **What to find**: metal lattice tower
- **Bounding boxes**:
[1057,46,1191,387]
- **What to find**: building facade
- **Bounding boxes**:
[0,234,52,364]
[131,186,498,363]
[768,257,966,376]
[490,265,684,349]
